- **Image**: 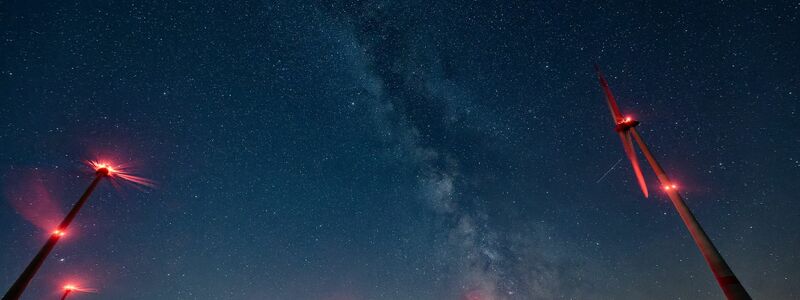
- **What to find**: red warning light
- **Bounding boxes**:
[663,184,678,191]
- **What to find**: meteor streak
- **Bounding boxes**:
[3,159,149,300]
[594,65,751,299]
[595,157,623,184]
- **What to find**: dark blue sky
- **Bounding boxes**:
[1,1,798,299]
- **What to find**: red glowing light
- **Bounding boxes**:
[615,116,636,127]
[88,161,117,176]
[61,283,96,293]
[86,160,155,187]
[53,229,65,237]
[663,184,678,191]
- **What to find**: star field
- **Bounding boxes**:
[1,1,798,299]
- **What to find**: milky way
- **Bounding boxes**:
[1,1,798,299]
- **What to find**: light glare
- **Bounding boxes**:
[85,160,154,187]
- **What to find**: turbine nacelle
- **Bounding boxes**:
[86,160,154,187]
[614,116,640,132]
[60,283,97,299]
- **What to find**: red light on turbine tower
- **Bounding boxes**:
[52,229,66,237]
[663,183,678,191]
[62,284,95,293]
[60,283,96,300]
[87,160,117,176]
[615,115,634,125]
[86,160,155,187]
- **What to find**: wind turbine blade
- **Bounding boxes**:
[595,64,625,123]
[618,130,649,198]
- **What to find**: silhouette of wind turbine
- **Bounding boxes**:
[594,65,751,300]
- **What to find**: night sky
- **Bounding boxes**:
[1,1,798,299]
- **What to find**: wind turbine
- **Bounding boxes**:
[3,160,152,300]
[594,65,751,300]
